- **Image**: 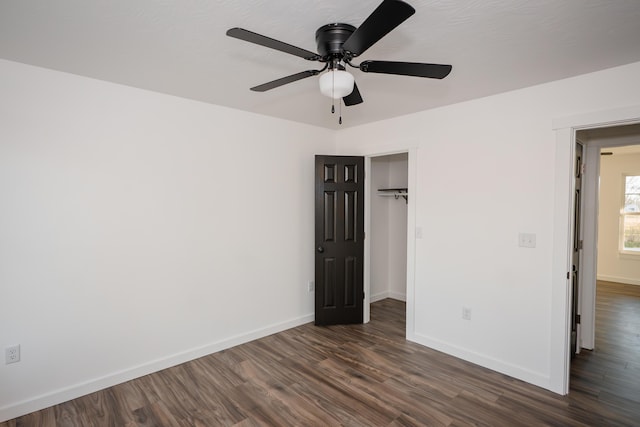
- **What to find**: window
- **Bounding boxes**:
[621,175,640,252]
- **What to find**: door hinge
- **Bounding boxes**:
[567,272,570,279]
[576,314,581,324]
[578,240,583,250]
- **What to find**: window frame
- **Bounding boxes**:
[619,174,640,256]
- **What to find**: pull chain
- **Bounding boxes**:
[327,65,343,124]
[331,68,335,114]
[331,72,336,114]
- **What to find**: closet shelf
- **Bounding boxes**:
[377,188,408,203]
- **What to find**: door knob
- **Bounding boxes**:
[317,246,324,253]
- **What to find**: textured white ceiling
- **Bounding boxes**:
[1,0,640,129]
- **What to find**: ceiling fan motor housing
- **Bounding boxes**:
[315,23,356,61]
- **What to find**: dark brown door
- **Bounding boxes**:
[315,155,364,326]
[571,143,584,357]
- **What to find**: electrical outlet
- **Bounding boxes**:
[308,281,315,292]
[5,345,20,364]
[462,307,472,321]
[518,233,536,248]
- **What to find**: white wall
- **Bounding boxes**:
[336,61,640,391]
[3,56,640,420]
[386,154,408,300]
[597,152,640,285]
[370,154,408,302]
[0,59,335,421]
[370,158,390,301]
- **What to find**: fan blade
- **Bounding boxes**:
[250,70,320,92]
[227,28,320,61]
[343,82,363,106]
[360,61,452,79]
[342,0,415,57]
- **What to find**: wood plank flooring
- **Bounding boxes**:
[570,280,640,424]
[3,284,640,426]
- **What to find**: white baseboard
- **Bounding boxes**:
[407,332,552,393]
[370,291,388,302]
[597,275,640,286]
[0,313,314,423]
[370,291,406,303]
[388,291,407,302]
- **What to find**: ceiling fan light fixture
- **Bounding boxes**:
[319,69,355,99]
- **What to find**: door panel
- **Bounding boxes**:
[344,191,357,241]
[323,258,337,308]
[344,256,357,307]
[324,191,336,241]
[315,155,364,325]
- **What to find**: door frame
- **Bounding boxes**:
[576,129,640,348]
[552,104,640,394]
[363,148,417,338]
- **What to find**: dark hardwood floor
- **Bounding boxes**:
[3,284,640,426]
[570,280,640,424]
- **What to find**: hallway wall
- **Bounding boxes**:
[598,151,640,285]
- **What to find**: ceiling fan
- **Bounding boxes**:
[226,0,452,122]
